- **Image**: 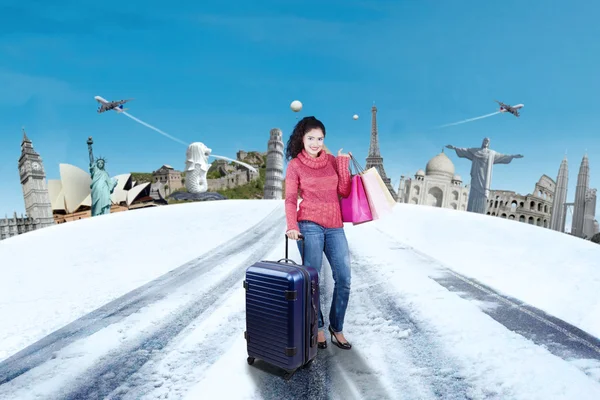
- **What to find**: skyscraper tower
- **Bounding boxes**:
[264,128,284,200]
[18,129,55,228]
[583,188,597,238]
[365,104,397,200]
[571,154,589,237]
[550,155,568,232]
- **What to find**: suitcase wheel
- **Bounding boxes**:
[302,359,314,369]
[283,371,294,381]
[247,357,255,365]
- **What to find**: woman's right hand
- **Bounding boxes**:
[286,229,301,240]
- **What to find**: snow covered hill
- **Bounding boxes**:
[0,200,599,400]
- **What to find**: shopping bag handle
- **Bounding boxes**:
[350,154,365,174]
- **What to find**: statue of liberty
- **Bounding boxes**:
[87,136,118,216]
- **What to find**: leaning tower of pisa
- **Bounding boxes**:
[264,128,284,200]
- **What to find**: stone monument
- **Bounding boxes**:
[264,128,284,199]
[185,142,212,193]
[87,136,118,216]
[170,142,227,201]
[446,137,523,214]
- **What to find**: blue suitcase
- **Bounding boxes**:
[243,234,319,380]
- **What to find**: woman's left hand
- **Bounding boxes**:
[338,148,352,158]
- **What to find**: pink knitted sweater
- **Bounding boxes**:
[285,149,352,232]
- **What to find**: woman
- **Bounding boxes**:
[284,116,353,350]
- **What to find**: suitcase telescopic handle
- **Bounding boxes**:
[283,234,305,264]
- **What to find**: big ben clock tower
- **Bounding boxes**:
[18,129,55,229]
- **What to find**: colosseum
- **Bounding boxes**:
[486,174,555,229]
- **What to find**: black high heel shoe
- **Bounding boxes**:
[318,339,327,349]
[328,325,352,350]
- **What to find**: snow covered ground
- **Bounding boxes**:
[373,203,600,339]
[0,200,599,399]
[0,200,285,362]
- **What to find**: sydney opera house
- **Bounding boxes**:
[48,164,163,223]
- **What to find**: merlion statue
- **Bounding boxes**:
[185,142,213,193]
[87,136,118,216]
[446,137,523,214]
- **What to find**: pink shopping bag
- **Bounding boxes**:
[361,167,395,220]
[341,173,373,224]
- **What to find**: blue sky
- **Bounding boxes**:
[1,0,599,224]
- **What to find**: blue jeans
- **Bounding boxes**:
[297,220,352,333]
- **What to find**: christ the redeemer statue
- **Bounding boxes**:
[446,137,523,214]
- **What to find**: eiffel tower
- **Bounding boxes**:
[365,104,397,200]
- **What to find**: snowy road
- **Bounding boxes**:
[369,227,600,383]
[1,215,600,399]
[0,206,285,387]
[0,208,286,399]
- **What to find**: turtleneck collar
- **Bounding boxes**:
[298,149,329,169]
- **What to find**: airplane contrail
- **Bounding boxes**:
[121,111,189,146]
[121,111,258,173]
[435,111,501,129]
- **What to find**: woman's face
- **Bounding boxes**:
[303,128,324,158]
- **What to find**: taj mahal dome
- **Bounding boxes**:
[397,150,470,210]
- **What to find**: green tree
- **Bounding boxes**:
[591,232,600,244]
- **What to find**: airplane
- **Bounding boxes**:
[94,96,133,114]
[495,100,524,117]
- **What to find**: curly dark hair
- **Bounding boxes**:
[285,116,326,161]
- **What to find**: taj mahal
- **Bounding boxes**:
[397,150,470,210]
